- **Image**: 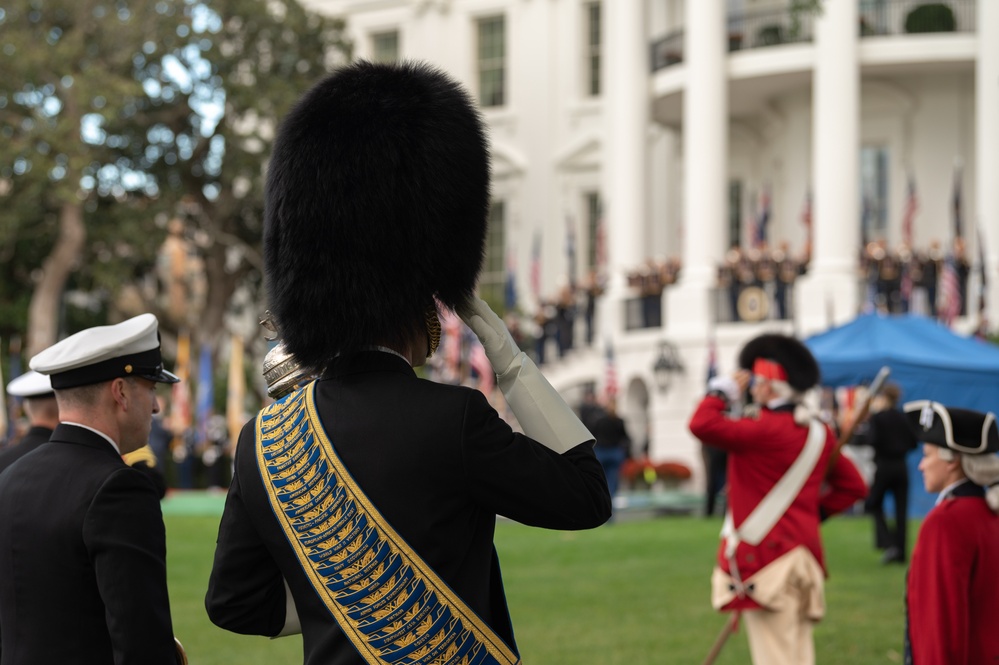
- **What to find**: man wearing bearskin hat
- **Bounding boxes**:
[688,334,867,665]
[902,401,999,664]
[204,61,611,665]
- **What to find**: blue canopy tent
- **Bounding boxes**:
[805,313,999,516]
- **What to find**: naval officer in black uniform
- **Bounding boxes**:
[205,61,612,665]
[0,314,184,664]
[0,370,58,475]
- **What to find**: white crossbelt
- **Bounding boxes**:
[721,418,826,572]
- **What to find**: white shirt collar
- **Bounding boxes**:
[62,421,121,455]
[371,346,411,366]
[935,478,971,506]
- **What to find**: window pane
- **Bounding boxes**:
[477,16,505,107]
[371,31,399,63]
[860,146,889,244]
[586,192,601,270]
[480,201,506,309]
[586,3,601,96]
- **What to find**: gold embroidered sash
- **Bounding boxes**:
[256,381,520,665]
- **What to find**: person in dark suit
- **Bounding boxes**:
[853,382,919,563]
[205,61,611,665]
[0,370,58,474]
[0,314,184,664]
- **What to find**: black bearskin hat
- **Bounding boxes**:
[738,333,820,392]
[264,61,490,372]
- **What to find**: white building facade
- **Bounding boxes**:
[305,0,999,490]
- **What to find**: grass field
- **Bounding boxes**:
[165,495,910,664]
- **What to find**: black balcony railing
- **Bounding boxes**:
[651,0,976,73]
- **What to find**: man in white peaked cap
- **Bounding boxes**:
[0,370,57,475]
[0,314,184,664]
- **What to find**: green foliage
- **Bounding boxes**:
[0,0,351,345]
[165,502,911,664]
[905,3,957,33]
[756,24,786,47]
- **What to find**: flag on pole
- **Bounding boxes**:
[226,334,246,448]
[171,330,193,444]
[902,177,918,247]
[566,214,577,289]
[504,250,517,312]
[977,224,988,319]
[752,186,771,248]
[529,232,542,300]
[196,342,214,445]
[952,163,964,239]
[604,343,618,400]
[939,255,963,327]
[899,179,919,308]
[705,337,718,385]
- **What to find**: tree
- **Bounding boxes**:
[0,0,350,366]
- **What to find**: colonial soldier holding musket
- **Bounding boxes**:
[689,334,867,665]
[204,61,611,665]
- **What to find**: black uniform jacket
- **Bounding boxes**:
[206,351,611,665]
[0,424,176,664]
[0,426,54,476]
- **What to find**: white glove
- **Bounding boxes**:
[460,298,593,454]
[707,375,741,404]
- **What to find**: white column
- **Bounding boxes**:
[665,0,727,337]
[978,0,999,329]
[795,0,859,335]
[601,0,648,335]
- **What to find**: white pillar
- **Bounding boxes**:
[795,0,860,335]
[665,0,727,337]
[601,0,648,336]
[978,0,999,329]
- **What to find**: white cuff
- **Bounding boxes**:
[497,353,593,454]
[707,376,741,404]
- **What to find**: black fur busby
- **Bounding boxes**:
[738,333,820,392]
[264,60,490,372]
[903,400,999,455]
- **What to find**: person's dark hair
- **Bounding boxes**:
[264,60,491,373]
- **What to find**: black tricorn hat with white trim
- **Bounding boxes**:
[264,60,490,373]
[29,314,180,389]
[903,400,999,455]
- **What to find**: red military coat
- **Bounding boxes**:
[906,481,999,664]
[689,395,868,610]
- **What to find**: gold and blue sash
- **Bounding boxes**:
[256,381,521,665]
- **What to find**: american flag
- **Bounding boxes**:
[604,343,618,400]
[939,256,962,327]
[899,179,918,307]
[977,224,988,318]
[529,232,541,300]
[705,337,718,385]
[752,187,771,248]
[952,164,963,239]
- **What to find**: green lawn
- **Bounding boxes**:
[166,496,909,664]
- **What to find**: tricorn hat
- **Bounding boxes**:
[738,333,820,392]
[903,400,999,455]
[264,60,491,372]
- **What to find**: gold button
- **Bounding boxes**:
[125,365,133,373]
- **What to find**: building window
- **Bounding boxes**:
[585,3,601,96]
[585,192,602,271]
[371,31,399,63]
[477,16,505,107]
[728,180,743,248]
[860,146,889,244]
[480,200,506,310]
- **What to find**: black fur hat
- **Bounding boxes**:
[264,60,490,372]
[738,333,820,392]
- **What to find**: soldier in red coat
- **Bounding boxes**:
[689,334,867,665]
[902,401,999,665]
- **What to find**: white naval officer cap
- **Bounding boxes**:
[6,370,54,398]
[29,313,180,389]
